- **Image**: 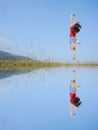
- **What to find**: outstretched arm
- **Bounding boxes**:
[70,14,73,27]
[70,14,77,27]
[73,14,77,24]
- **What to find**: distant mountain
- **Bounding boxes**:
[0,50,32,60]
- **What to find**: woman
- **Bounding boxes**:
[69,70,81,116]
[69,14,81,60]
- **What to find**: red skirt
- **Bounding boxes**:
[70,93,76,104]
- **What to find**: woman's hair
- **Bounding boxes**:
[73,22,82,33]
[73,97,82,107]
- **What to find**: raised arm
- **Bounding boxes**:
[73,14,77,24]
[70,14,77,27]
[70,14,73,27]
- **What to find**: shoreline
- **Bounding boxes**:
[0,59,98,71]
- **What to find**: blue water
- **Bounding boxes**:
[0,68,98,130]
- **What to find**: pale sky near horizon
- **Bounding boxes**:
[0,0,98,62]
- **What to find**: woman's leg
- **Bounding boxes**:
[74,40,80,46]
[70,40,80,60]
[70,103,73,116]
[73,70,76,81]
[70,44,76,60]
[73,106,77,115]
[73,49,76,60]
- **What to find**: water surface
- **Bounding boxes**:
[0,68,98,130]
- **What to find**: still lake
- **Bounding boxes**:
[0,67,98,130]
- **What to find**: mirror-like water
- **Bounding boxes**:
[0,68,98,130]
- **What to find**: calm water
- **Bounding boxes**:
[0,67,98,130]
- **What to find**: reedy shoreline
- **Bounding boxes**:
[0,59,98,71]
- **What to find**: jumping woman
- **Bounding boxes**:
[69,14,81,60]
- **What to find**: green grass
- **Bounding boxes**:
[0,59,98,71]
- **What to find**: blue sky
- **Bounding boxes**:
[0,0,98,62]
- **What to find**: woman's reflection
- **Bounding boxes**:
[69,70,82,116]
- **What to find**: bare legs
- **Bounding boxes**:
[70,103,77,116]
[70,103,73,116]
[73,50,76,60]
[73,70,76,81]
[70,40,80,60]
